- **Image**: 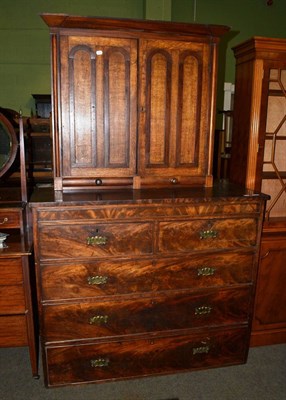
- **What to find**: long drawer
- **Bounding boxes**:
[40,251,255,301]
[42,287,251,342]
[45,327,249,386]
[37,222,154,260]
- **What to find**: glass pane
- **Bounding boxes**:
[0,120,12,170]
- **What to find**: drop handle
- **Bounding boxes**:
[87,275,108,285]
[89,315,109,325]
[192,345,210,355]
[197,267,216,276]
[90,358,110,368]
[199,229,218,240]
[195,306,212,316]
[0,217,8,225]
[87,235,108,246]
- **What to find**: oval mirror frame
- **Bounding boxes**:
[0,112,18,177]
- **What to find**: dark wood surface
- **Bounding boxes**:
[42,14,229,191]
[230,37,286,346]
[31,182,267,386]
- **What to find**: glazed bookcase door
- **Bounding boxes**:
[260,62,286,221]
[57,35,137,185]
[138,39,212,187]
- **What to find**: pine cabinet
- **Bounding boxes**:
[230,37,286,345]
[42,13,228,191]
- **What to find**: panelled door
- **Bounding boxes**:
[58,35,137,182]
[138,39,212,187]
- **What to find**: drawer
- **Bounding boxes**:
[0,210,21,229]
[35,201,261,222]
[159,218,258,253]
[42,287,251,342]
[0,315,28,347]
[0,285,25,314]
[38,222,154,260]
[40,251,254,300]
[45,327,249,386]
[0,258,23,285]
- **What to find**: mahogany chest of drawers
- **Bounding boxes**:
[30,184,267,387]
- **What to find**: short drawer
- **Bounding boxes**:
[0,315,28,346]
[42,287,251,342]
[45,327,249,386]
[0,285,25,314]
[0,258,23,285]
[40,251,254,300]
[158,218,258,253]
[37,222,154,260]
[0,210,21,229]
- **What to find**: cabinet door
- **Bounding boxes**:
[253,237,286,329]
[260,62,286,220]
[58,35,137,183]
[138,39,212,186]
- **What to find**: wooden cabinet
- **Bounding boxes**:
[230,37,286,345]
[30,185,267,387]
[0,200,38,377]
[41,13,228,191]
[31,14,267,387]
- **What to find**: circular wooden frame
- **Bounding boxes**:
[0,113,18,177]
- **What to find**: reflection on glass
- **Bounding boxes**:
[0,120,12,170]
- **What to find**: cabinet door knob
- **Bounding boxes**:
[95,178,103,185]
[169,177,178,184]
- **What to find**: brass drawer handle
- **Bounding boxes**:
[169,177,178,184]
[199,229,218,239]
[87,275,108,285]
[90,358,110,368]
[197,267,216,276]
[87,235,108,246]
[195,306,212,316]
[0,217,8,225]
[192,345,210,355]
[89,315,108,325]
